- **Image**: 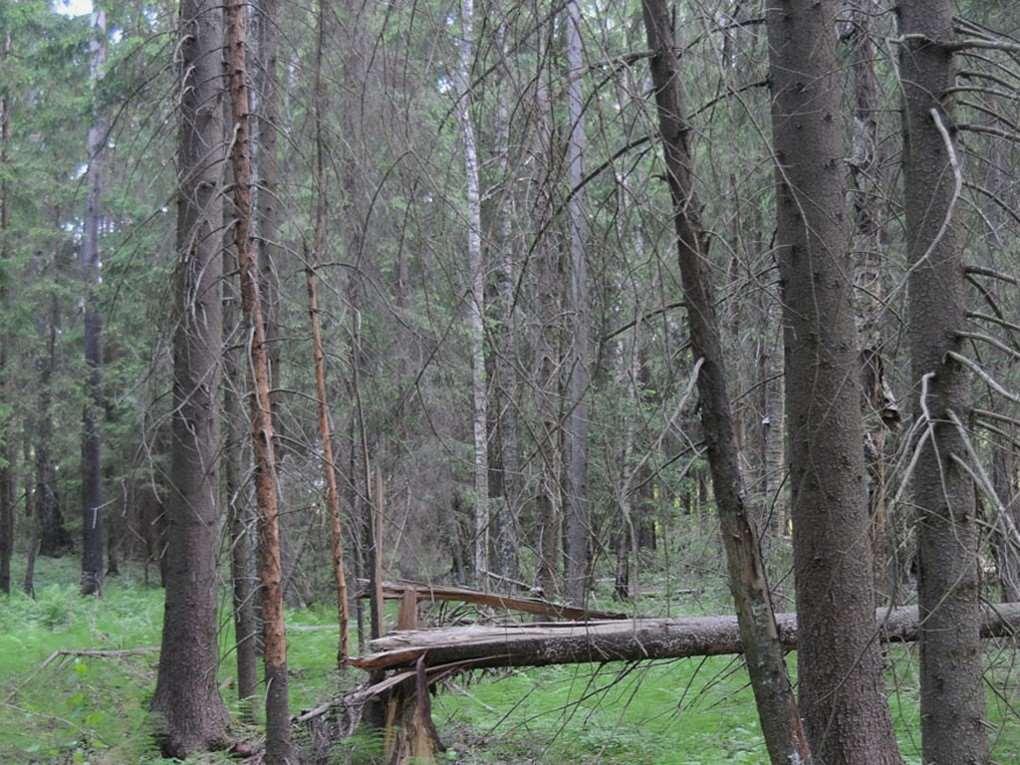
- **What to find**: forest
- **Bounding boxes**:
[0,0,1018,763]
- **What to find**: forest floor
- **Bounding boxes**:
[1,555,1019,764]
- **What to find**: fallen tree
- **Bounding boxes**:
[353,603,1020,674]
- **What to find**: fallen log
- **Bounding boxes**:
[352,603,1020,674]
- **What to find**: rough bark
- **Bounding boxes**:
[456,0,490,585]
[225,1,292,759]
[489,32,520,583]
[563,0,590,607]
[80,6,107,597]
[765,2,903,762]
[355,603,1020,673]
[898,3,987,762]
[640,4,810,763]
[151,0,230,756]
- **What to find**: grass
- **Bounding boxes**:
[1,554,1019,763]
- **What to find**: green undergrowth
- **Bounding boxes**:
[2,555,1019,763]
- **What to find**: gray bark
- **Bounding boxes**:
[898,3,987,761]
[765,1,902,761]
[563,0,591,607]
[150,0,230,755]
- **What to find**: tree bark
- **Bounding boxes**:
[640,4,810,763]
[765,3,903,762]
[456,0,490,585]
[898,4,987,762]
[224,221,259,712]
[225,1,292,760]
[80,5,107,597]
[563,0,591,607]
[356,603,1020,672]
[151,0,230,756]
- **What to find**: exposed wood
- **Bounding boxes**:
[358,579,627,621]
[225,1,291,759]
[372,469,386,639]
[352,604,1020,675]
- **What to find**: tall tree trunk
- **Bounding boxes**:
[765,2,902,762]
[490,33,520,584]
[80,5,107,597]
[255,0,281,410]
[224,225,259,712]
[225,3,292,759]
[307,0,349,666]
[150,1,230,756]
[0,29,12,596]
[898,4,987,761]
[563,0,590,606]
[30,291,61,592]
[640,4,811,763]
[844,0,901,604]
[532,51,562,600]
[456,0,490,585]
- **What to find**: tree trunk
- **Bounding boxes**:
[80,6,107,597]
[532,52,562,600]
[456,0,490,586]
[224,218,259,712]
[255,0,281,411]
[898,4,987,761]
[150,1,230,756]
[765,3,903,762]
[0,30,12,596]
[225,1,292,759]
[489,36,520,584]
[640,4,810,763]
[562,0,590,607]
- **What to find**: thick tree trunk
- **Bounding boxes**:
[456,0,490,585]
[80,6,107,597]
[562,0,590,607]
[765,3,902,762]
[225,1,292,759]
[640,4,810,763]
[898,4,987,762]
[150,1,230,756]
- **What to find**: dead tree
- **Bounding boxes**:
[225,1,292,760]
